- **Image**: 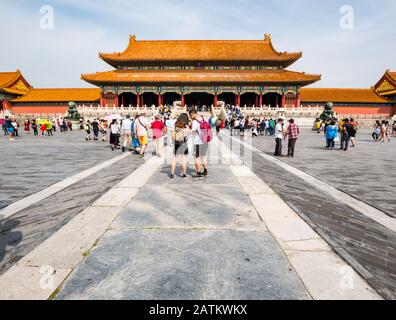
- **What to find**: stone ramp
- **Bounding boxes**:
[57,163,311,300]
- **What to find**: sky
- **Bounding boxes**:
[1,0,395,89]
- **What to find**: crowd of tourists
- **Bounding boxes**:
[372,120,395,142]
[312,117,395,151]
[88,109,215,179]
[1,116,73,140]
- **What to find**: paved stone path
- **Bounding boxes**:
[251,128,396,217]
[0,155,142,275]
[225,129,396,299]
[1,127,392,300]
[0,131,145,276]
[57,163,311,300]
[0,131,118,209]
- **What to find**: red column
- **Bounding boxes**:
[275,95,279,107]
[141,95,144,107]
[100,93,105,107]
[115,94,119,108]
[158,94,162,107]
[237,93,241,106]
[281,94,286,108]
[121,94,124,107]
[181,94,185,108]
[255,95,259,108]
[136,93,140,107]
[259,93,263,108]
[213,93,218,107]
[295,93,301,108]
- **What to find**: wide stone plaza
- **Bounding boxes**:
[0,126,394,300]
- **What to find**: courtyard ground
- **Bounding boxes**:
[0,127,394,300]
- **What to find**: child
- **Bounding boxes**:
[40,123,47,137]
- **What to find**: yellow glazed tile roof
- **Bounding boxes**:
[301,88,390,103]
[100,35,302,63]
[12,88,101,103]
[0,70,32,95]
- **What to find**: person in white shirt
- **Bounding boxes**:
[109,119,121,151]
[189,109,208,179]
[165,115,177,147]
[121,115,133,153]
[274,118,286,156]
[134,114,150,158]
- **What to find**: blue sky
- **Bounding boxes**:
[1,0,395,88]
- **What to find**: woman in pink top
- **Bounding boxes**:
[151,115,165,157]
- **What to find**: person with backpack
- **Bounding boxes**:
[349,118,359,147]
[84,120,92,141]
[189,109,212,179]
[170,113,190,179]
[91,118,100,141]
[325,120,339,150]
[134,114,150,158]
[339,118,352,151]
[31,119,38,136]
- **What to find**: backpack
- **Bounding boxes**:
[198,118,213,143]
[173,127,187,143]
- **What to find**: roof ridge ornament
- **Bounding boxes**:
[264,33,271,41]
[130,34,136,41]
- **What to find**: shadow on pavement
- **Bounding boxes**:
[0,218,23,264]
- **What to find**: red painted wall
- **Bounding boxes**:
[10,105,68,114]
[333,105,394,116]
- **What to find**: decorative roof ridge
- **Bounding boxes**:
[0,70,22,88]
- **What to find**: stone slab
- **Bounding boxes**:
[286,251,382,300]
[112,184,266,231]
[0,265,72,300]
[57,229,311,300]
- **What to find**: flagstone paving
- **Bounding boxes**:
[226,128,396,299]
[0,131,119,210]
[250,128,396,217]
[1,126,394,299]
[57,164,311,300]
[0,129,147,276]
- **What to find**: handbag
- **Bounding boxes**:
[132,137,140,148]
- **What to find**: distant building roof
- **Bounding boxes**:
[12,88,101,103]
[301,88,390,104]
[0,70,32,96]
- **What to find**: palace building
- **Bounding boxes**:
[82,34,321,109]
[1,35,395,117]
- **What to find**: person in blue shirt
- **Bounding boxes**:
[325,120,339,150]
